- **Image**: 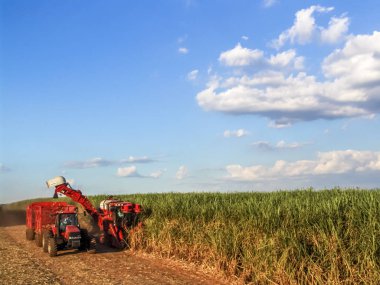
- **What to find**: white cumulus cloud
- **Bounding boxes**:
[64,157,113,169]
[176,165,188,180]
[219,43,263,66]
[226,150,380,181]
[149,170,165,179]
[65,156,154,169]
[197,31,380,126]
[117,166,139,177]
[322,31,380,102]
[263,0,277,8]
[252,140,308,151]
[268,49,304,70]
[179,47,189,54]
[223,129,249,138]
[187,69,199,81]
[320,16,350,44]
[272,5,348,48]
[117,166,164,179]
[120,156,154,163]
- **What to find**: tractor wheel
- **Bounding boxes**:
[42,231,51,253]
[87,237,96,254]
[26,228,34,241]
[48,238,57,257]
[35,233,42,247]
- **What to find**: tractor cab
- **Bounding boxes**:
[55,213,81,248]
[57,213,79,233]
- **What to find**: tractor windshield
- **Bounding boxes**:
[59,214,78,232]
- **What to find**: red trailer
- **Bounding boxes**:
[26,201,96,256]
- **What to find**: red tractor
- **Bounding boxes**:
[46,176,142,249]
[26,202,96,257]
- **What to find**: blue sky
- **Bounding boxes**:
[1,0,380,203]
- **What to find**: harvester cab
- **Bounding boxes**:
[100,199,141,230]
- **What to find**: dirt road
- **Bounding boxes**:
[0,216,228,285]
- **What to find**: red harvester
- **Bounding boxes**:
[46,176,142,249]
[26,202,96,257]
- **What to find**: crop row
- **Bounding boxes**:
[89,189,380,284]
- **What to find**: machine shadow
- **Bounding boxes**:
[49,243,122,256]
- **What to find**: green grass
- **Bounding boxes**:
[6,188,380,284]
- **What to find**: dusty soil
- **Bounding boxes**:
[0,211,228,285]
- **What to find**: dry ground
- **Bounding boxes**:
[0,210,228,285]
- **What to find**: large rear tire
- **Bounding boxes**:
[26,228,34,241]
[48,238,57,257]
[35,233,42,247]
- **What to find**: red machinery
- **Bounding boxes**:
[26,202,96,257]
[46,176,142,249]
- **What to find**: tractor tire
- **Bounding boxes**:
[42,231,51,253]
[26,228,35,241]
[35,233,42,247]
[48,238,57,257]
